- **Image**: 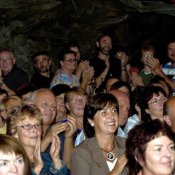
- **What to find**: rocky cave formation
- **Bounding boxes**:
[0,0,175,76]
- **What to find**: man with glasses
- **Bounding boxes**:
[0,48,28,95]
[30,51,53,89]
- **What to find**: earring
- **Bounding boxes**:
[91,123,94,127]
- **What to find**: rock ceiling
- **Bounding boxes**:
[0,0,175,74]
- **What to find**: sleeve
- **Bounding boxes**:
[70,148,91,175]
[49,161,69,175]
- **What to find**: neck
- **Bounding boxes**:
[42,124,49,137]
[96,133,115,149]
[56,112,67,122]
[98,52,109,60]
[23,146,35,163]
[61,67,73,75]
[143,66,152,73]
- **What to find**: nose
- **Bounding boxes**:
[10,162,18,172]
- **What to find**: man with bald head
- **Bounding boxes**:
[109,90,130,138]
[163,96,175,133]
[31,88,77,168]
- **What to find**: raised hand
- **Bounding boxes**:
[112,154,128,175]
[50,134,62,169]
[33,137,43,174]
[65,115,77,138]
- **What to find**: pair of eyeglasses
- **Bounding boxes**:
[64,59,78,63]
[71,98,86,104]
[148,97,167,105]
[19,123,41,130]
[142,54,153,59]
[0,58,12,62]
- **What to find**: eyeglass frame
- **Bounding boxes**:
[148,96,167,105]
[19,123,41,130]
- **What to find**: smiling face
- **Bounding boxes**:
[146,92,167,120]
[97,35,112,55]
[16,117,42,148]
[91,105,119,135]
[0,152,25,175]
[168,42,175,64]
[142,135,175,175]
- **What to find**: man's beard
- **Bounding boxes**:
[99,46,111,55]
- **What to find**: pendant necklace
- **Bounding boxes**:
[101,143,115,161]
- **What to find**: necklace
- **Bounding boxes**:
[101,143,115,161]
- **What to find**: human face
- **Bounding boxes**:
[34,90,56,125]
[110,90,130,126]
[91,105,118,135]
[97,36,112,55]
[56,93,67,113]
[0,51,15,75]
[168,42,175,63]
[141,50,154,65]
[147,93,167,120]
[70,46,80,61]
[0,152,25,175]
[143,135,175,175]
[61,53,77,73]
[16,118,42,148]
[66,94,86,118]
[34,55,51,73]
[165,99,175,132]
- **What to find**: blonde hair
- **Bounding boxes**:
[7,104,43,136]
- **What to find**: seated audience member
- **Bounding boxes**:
[110,80,131,97]
[71,93,127,175]
[7,105,69,175]
[109,90,130,138]
[51,84,70,122]
[121,86,145,137]
[64,88,87,146]
[64,41,94,95]
[141,86,167,122]
[50,49,80,89]
[148,75,173,98]
[17,83,36,105]
[0,48,28,95]
[90,34,128,92]
[3,95,23,115]
[163,96,175,133]
[0,134,31,175]
[31,88,76,168]
[126,119,175,175]
[30,51,53,89]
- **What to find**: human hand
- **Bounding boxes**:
[82,66,94,82]
[104,56,110,68]
[64,115,77,138]
[77,60,90,72]
[115,51,129,67]
[113,155,128,175]
[50,134,62,169]
[130,72,144,87]
[33,137,43,174]
[146,57,161,75]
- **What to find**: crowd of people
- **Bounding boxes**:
[0,33,175,175]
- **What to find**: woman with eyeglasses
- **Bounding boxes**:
[141,86,167,123]
[7,104,69,175]
[71,93,127,175]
